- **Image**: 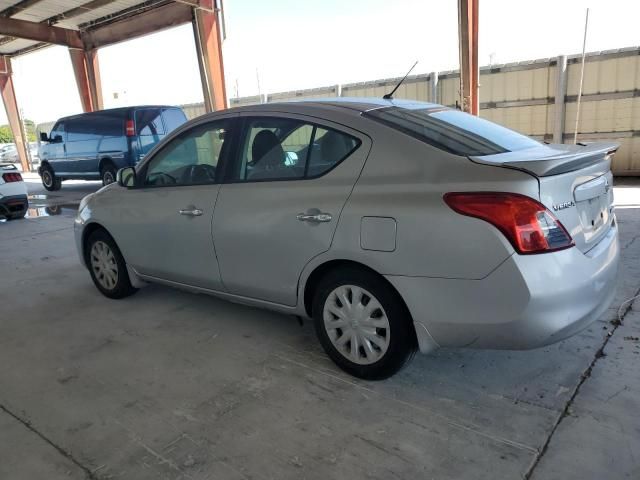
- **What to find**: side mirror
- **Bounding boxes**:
[116,167,136,188]
[40,132,49,142]
[53,135,63,143]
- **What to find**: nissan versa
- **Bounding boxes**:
[74,98,619,379]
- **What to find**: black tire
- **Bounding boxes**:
[41,164,61,191]
[100,162,117,186]
[312,267,417,380]
[85,229,138,299]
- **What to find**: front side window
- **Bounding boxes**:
[50,122,65,142]
[230,117,359,182]
[143,120,229,187]
[364,107,540,156]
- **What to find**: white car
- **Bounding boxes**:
[0,165,28,219]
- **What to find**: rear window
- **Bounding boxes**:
[364,107,540,156]
[162,108,187,133]
[136,109,165,136]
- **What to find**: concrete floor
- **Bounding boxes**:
[0,177,639,479]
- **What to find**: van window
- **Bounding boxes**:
[66,118,100,142]
[162,108,187,133]
[50,122,65,141]
[97,115,124,137]
[364,106,540,156]
[135,109,165,136]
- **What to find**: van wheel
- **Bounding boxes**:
[312,267,417,380]
[41,165,61,191]
[101,163,117,186]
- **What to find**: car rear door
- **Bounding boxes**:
[212,113,371,306]
[109,116,236,290]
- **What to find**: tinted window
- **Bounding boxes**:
[143,120,229,187]
[135,109,165,136]
[162,108,187,132]
[66,118,101,142]
[97,114,124,137]
[231,117,359,182]
[308,127,359,177]
[364,107,540,156]
[50,122,65,141]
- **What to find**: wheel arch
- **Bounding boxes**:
[303,259,404,318]
[98,156,114,173]
[81,221,110,264]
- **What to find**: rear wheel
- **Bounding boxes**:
[100,162,117,186]
[41,164,61,191]
[312,267,417,380]
[86,229,137,299]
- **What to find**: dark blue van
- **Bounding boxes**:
[38,106,187,191]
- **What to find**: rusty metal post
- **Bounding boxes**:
[458,0,479,115]
[192,0,227,112]
[69,47,103,112]
[0,56,30,172]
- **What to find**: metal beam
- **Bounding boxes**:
[193,0,227,112]
[458,0,479,115]
[0,0,119,49]
[0,56,29,172]
[0,16,82,48]
[81,2,193,50]
[69,48,103,112]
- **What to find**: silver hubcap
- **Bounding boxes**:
[323,285,390,365]
[103,171,114,184]
[90,241,118,290]
[42,171,52,187]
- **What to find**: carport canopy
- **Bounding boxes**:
[0,0,227,172]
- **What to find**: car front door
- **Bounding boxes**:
[109,116,236,290]
[212,113,370,306]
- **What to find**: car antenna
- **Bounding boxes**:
[383,61,418,100]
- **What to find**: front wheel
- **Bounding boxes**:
[41,165,61,191]
[86,229,138,299]
[312,267,417,380]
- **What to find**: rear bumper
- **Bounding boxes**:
[0,194,28,218]
[387,222,619,351]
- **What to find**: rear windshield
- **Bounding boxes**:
[364,106,540,156]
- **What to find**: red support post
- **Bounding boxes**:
[0,56,30,172]
[458,0,479,115]
[192,0,227,112]
[69,47,103,112]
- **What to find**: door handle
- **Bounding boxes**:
[297,212,332,223]
[179,208,203,217]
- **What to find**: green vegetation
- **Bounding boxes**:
[0,119,37,143]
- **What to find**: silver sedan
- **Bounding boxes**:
[75,98,619,379]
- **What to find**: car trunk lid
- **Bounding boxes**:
[470,142,618,253]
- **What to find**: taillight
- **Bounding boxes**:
[125,119,135,137]
[2,172,22,182]
[443,192,574,254]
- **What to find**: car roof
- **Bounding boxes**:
[234,97,441,114]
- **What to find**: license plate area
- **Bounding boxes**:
[574,175,612,243]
